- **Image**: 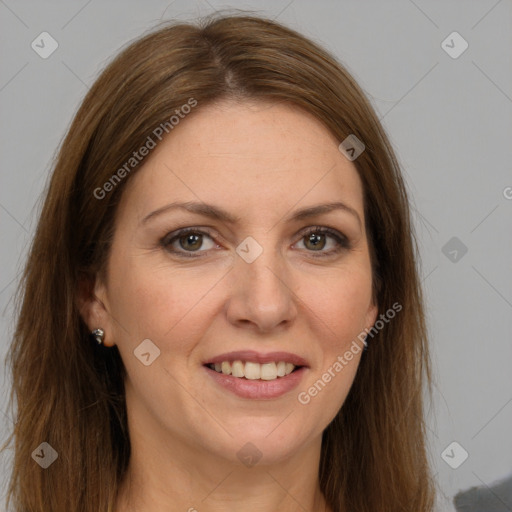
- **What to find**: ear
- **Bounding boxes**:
[76,272,116,347]
[365,299,379,331]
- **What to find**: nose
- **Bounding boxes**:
[225,244,298,334]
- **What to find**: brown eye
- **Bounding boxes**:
[295,226,350,257]
[162,228,216,257]
[303,232,327,251]
[178,233,203,251]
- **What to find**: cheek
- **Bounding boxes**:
[107,269,176,338]
[292,264,371,416]
[302,265,373,346]
[108,258,223,349]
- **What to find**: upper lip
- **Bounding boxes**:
[204,350,309,368]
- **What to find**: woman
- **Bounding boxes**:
[3,13,435,512]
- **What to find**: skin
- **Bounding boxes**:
[79,99,378,512]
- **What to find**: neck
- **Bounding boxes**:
[115,427,330,512]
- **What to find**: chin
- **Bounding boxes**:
[216,423,312,466]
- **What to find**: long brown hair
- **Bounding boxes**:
[3,12,435,511]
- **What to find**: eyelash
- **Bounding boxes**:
[160,226,350,259]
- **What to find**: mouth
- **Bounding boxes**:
[203,350,308,381]
[205,360,303,381]
[202,350,308,399]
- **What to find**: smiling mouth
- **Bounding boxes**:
[205,360,302,381]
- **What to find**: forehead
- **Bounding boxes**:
[119,99,365,225]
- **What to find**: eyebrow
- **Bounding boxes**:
[141,200,362,228]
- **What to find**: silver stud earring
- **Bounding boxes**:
[91,328,105,345]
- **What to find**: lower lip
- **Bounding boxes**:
[204,365,307,400]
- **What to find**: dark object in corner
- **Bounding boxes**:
[454,473,512,511]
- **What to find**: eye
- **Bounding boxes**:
[161,225,350,259]
[294,226,350,257]
[161,228,217,257]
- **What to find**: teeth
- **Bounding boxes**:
[231,360,244,378]
[260,362,277,381]
[244,361,261,380]
[209,360,298,380]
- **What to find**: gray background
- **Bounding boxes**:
[1,1,511,510]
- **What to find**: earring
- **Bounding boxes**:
[91,328,105,345]
[362,335,369,352]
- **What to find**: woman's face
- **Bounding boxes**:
[88,99,377,466]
